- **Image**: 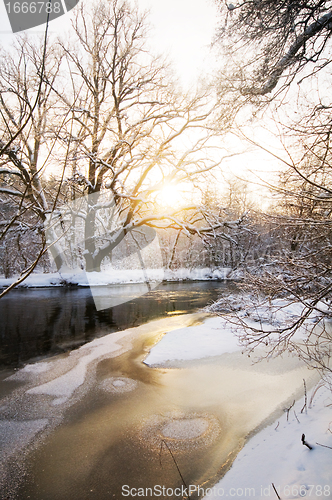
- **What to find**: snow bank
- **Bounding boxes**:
[204,380,332,499]
[0,268,164,288]
[0,267,231,289]
[208,294,331,345]
[198,295,332,499]
[209,294,314,320]
[144,316,241,366]
[164,267,232,281]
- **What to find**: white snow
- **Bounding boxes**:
[202,380,332,499]
[163,267,232,281]
[144,316,241,365]
[144,300,332,498]
[26,328,132,404]
[0,269,164,288]
[6,361,50,379]
[0,266,231,288]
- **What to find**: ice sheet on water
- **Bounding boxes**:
[0,419,48,462]
[26,332,127,403]
[144,316,241,366]
[5,361,51,381]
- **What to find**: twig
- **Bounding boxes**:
[309,380,325,408]
[285,400,295,421]
[294,411,300,423]
[316,442,332,449]
[272,483,282,499]
[301,379,307,414]
[159,440,190,499]
[275,421,279,431]
[302,433,313,450]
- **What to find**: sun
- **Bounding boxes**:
[156,183,187,208]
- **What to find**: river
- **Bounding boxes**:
[0,281,232,368]
[0,281,320,500]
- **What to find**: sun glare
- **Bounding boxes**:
[157,183,187,208]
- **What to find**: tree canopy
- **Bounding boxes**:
[217,0,332,97]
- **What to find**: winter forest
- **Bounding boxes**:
[1,0,332,376]
[1,1,332,497]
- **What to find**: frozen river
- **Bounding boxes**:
[0,282,320,499]
[0,281,232,368]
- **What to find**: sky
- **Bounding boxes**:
[0,0,279,207]
[136,0,220,87]
[0,0,220,89]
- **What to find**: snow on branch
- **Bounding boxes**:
[243,10,332,95]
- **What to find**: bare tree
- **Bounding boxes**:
[209,1,332,376]
[45,0,241,274]
[0,0,245,292]
[0,34,70,291]
[209,127,332,376]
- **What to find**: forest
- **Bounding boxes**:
[1,0,332,377]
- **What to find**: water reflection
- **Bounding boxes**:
[0,281,232,367]
[15,321,319,500]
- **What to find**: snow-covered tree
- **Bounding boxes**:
[212,0,332,376]
[0,34,68,287]
[45,0,241,273]
[216,0,332,99]
[0,0,245,292]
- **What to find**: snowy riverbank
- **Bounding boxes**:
[203,381,332,499]
[0,267,232,289]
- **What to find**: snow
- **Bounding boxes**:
[0,269,164,288]
[26,328,137,404]
[207,294,332,354]
[144,316,241,365]
[202,380,332,499]
[0,267,231,288]
[163,267,232,281]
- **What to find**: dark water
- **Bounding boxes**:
[0,281,233,368]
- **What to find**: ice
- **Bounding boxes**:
[144,316,241,366]
[0,419,48,468]
[161,418,209,439]
[5,361,51,381]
